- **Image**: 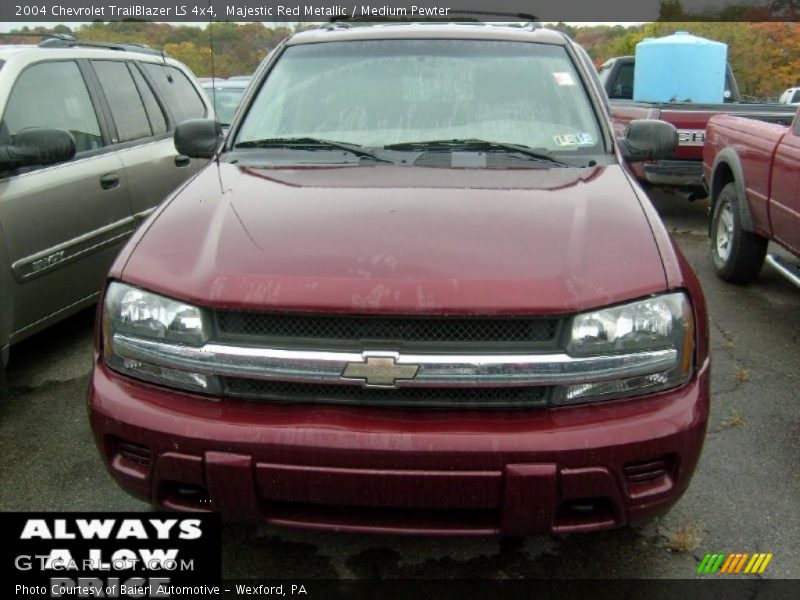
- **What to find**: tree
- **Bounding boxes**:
[163,42,209,76]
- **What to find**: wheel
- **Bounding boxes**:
[710,182,768,283]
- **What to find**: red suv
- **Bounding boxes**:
[89,22,709,536]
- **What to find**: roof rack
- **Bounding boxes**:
[327,10,540,29]
[37,37,165,56]
[0,32,166,57]
[0,32,74,41]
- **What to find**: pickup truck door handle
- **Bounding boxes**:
[99,173,120,190]
[175,155,191,168]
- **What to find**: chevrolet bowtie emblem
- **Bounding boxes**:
[341,354,420,388]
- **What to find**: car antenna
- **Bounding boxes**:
[158,47,173,82]
[208,0,217,116]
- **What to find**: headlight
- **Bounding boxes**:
[104,281,207,345]
[556,292,694,405]
[102,282,216,393]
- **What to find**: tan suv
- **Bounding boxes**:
[0,37,212,381]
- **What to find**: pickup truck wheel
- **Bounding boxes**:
[710,183,768,283]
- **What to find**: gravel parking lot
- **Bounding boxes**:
[1,191,799,579]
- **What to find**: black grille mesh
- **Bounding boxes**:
[216,311,559,348]
[223,378,550,409]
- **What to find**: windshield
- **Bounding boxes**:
[236,40,603,156]
[209,87,246,125]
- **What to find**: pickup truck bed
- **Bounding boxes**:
[600,55,797,193]
[612,101,796,192]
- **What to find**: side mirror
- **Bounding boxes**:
[174,119,223,159]
[619,120,678,162]
[0,128,76,171]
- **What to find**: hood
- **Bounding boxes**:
[120,163,667,315]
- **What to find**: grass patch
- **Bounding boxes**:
[662,523,703,553]
[721,409,746,429]
[734,367,751,384]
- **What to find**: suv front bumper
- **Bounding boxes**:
[89,358,710,536]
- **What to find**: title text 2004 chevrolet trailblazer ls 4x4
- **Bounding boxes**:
[87,22,710,536]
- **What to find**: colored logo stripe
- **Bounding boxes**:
[697,553,726,573]
[699,553,773,574]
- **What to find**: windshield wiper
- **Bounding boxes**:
[233,137,394,163]
[382,139,572,166]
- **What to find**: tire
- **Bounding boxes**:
[710,182,768,283]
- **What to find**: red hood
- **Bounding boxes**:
[119,163,667,315]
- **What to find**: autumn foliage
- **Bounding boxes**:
[557,21,800,99]
[5,20,800,100]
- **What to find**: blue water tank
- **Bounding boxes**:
[633,32,728,103]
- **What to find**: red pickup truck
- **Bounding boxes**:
[82,23,710,536]
[704,110,800,286]
[600,55,796,196]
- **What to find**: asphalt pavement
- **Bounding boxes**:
[1,191,799,579]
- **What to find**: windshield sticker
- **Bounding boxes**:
[554,135,577,148]
[554,133,594,148]
[553,72,576,86]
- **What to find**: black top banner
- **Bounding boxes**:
[1,0,797,23]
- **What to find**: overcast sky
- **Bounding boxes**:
[0,21,646,33]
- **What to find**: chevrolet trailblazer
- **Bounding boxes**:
[87,22,710,536]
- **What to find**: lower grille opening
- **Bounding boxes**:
[624,458,669,482]
[624,455,676,499]
[265,501,499,534]
[222,377,551,409]
[554,497,616,531]
[108,437,152,479]
[116,440,152,466]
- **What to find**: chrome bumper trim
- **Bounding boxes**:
[112,334,678,388]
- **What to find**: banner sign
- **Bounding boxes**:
[2,513,221,598]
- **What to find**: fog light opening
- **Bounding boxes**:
[624,455,677,499]
[160,482,211,511]
[108,437,152,480]
[555,497,615,529]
